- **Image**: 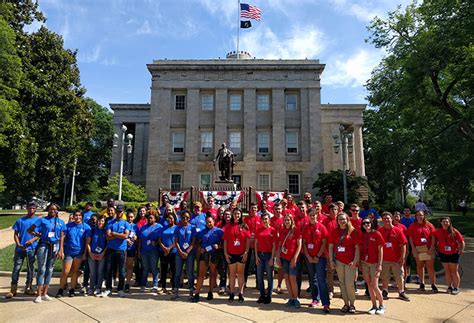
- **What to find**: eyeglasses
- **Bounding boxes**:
[362,222,371,225]
[351,209,360,212]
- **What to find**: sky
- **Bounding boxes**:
[28,0,414,109]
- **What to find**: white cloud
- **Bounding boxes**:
[135,20,152,35]
[78,45,101,63]
[239,25,326,59]
[59,16,70,42]
[197,0,236,25]
[329,0,414,23]
[323,48,383,88]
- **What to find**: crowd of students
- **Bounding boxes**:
[5,194,466,315]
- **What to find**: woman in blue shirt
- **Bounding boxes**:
[138,213,161,293]
[125,211,139,293]
[172,209,196,300]
[86,215,107,296]
[27,203,66,303]
[192,215,224,302]
[158,212,177,294]
[57,211,91,297]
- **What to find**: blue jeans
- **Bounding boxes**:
[307,257,330,306]
[141,249,159,288]
[175,252,195,291]
[105,249,126,291]
[256,252,273,297]
[11,250,36,285]
[36,243,58,286]
[88,256,105,291]
[217,250,227,289]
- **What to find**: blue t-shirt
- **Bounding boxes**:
[159,225,177,253]
[105,218,131,251]
[139,223,162,253]
[90,227,107,254]
[198,227,224,253]
[174,224,196,250]
[190,213,206,233]
[158,216,180,228]
[36,216,66,244]
[82,210,94,224]
[12,215,38,253]
[400,216,415,228]
[64,222,91,256]
[360,208,380,219]
[126,223,139,251]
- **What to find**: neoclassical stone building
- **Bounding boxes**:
[111,52,366,201]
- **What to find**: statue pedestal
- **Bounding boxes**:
[213,180,237,191]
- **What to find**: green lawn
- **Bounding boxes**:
[431,211,474,237]
[0,210,25,215]
[0,244,62,272]
[0,215,21,229]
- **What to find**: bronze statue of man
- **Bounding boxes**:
[214,143,235,182]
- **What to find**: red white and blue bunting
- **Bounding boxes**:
[256,191,284,204]
[161,191,189,209]
[200,191,244,208]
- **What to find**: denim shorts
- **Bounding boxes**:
[281,258,298,276]
[64,254,82,261]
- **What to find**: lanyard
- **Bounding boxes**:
[282,228,293,249]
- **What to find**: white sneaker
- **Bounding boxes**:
[101,290,111,298]
[42,294,53,301]
[118,290,125,298]
[376,305,386,315]
[368,306,377,315]
[34,296,42,303]
[94,289,101,296]
[140,286,146,292]
[152,287,158,294]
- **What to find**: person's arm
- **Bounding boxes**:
[290,238,302,268]
[106,228,113,240]
[302,239,311,261]
[112,229,129,240]
[350,244,359,268]
[13,231,24,249]
[399,244,407,265]
[316,238,327,264]
[58,231,65,260]
[328,243,335,270]
[223,240,230,263]
[409,236,418,257]
[27,223,40,238]
[255,238,260,265]
[175,236,183,254]
[187,236,195,253]
[459,240,465,255]
[242,237,250,263]
[376,244,383,272]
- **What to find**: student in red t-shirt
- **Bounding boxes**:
[322,203,338,298]
[217,209,232,295]
[349,204,362,232]
[202,196,219,220]
[276,213,302,308]
[360,218,385,315]
[243,203,262,288]
[271,203,285,294]
[286,194,298,216]
[314,201,327,224]
[255,213,277,304]
[378,212,409,301]
[406,211,437,292]
[321,195,333,215]
[223,208,250,303]
[434,217,465,295]
[328,212,360,314]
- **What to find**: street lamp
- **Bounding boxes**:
[333,124,354,204]
[114,125,134,201]
[69,158,80,206]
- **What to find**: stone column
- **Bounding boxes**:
[132,123,144,178]
[272,88,286,189]
[214,88,228,160]
[183,89,200,187]
[354,125,366,176]
[242,88,256,187]
[308,87,323,194]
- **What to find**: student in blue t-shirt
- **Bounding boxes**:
[158,212,178,294]
[400,207,415,228]
[125,211,139,293]
[27,203,66,303]
[82,201,94,224]
[103,207,131,297]
[86,215,107,296]
[190,201,207,233]
[172,209,196,300]
[56,211,91,297]
[138,213,162,293]
[191,215,224,302]
[359,200,380,219]
[6,202,39,299]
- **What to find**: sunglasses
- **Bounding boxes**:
[351,209,360,212]
[362,222,371,225]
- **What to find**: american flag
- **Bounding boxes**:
[240,3,262,21]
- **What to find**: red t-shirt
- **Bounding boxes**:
[270,215,284,235]
[350,217,362,232]
[294,214,309,233]
[286,203,298,216]
[406,222,436,247]
[329,227,360,265]
[244,214,262,249]
[256,226,277,253]
[264,200,275,212]
[435,228,464,255]
[317,214,328,224]
[302,222,328,257]
[321,203,331,215]
[322,216,337,233]
[278,227,302,261]
[223,223,250,255]
[203,207,219,220]
[360,231,385,264]
[394,223,407,234]
[377,226,407,262]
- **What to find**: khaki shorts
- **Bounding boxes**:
[361,262,379,278]
[381,261,404,285]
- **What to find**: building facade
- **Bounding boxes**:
[111,52,366,201]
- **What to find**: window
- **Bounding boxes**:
[229,94,241,111]
[258,174,271,190]
[170,174,182,191]
[288,174,300,195]
[257,132,270,154]
[229,132,241,155]
[201,131,213,154]
[175,95,186,110]
[257,94,270,111]
[172,132,185,153]
[201,94,214,111]
[285,93,297,111]
[286,131,298,153]
[200,174,211,188]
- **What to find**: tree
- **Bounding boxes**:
[312,170,368,203]
[100,175,147,202]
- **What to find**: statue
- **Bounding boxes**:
[214,143,235,182]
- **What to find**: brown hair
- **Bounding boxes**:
[337,212,354,235]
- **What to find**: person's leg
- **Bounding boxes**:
[372,269,383,306]
[141,253,151,288]
[244,248,254,287]
[150,250,160,289]
[335,261,348,305]
[59,259,73,289]
[194,261,207,294]
[237,262,246,294]
[326,262,334,295]
[117,251,126,292]
[442,262,452,288]
[416,258,426,286]
[306,260,318,301]
[256,252,265,298]
[126,257,134,286]
[209,263,218,293]
[296,257,303,297]
[174,254,184,292]
[97,258,105,292]
[316,257,329,306]
[133,253,142,286]
[264,254,274,297]
[82,258,90,290]
[11,251,24,286]
[36,245,48,296]
[159,253,169,290]
[88,257,97,291]
[71,258,83,289]
[105,249,114,291]
[43,245,57,296]
[169,254,176,289]
[186,252,195,292]
[363,269,376,306]
[289,275,298,300]
[426,258,436,286]
[449,263,460,289]
[26,251,36,289]
[344,264,356,306]
[218,251,227,290]
[228,263,237,296]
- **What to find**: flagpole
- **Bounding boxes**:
[237,0,240,59]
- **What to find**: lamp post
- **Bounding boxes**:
[114,125,133,201]
[333,124,354,204]
[69,158,79,206]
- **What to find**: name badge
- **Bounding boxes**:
[95,247,103,253]
[129,232,135,238]
[147,240,151,245]
[205,245,213,252]
[337,246,346,252]
[182,243,189,249]
[307,243,314,249]
[48,232,55,238]
[385,242,393,248]
[234,240,241,247]
[282,247,288,254]
[196,228,201,233]
[420,238,427,243]
[364,255,368,261]
[251,233,255,238]
[445,246,452,252]
[53,244,58,252]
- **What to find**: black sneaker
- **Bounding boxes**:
[382,289,388,300]
[399,292,410,301]
[257,296,265,303]
[431,284,438,293]
[207,292,213,300]
[68,288,75,297]
[418,283,425,291]
[447,286,453,294]
[124,284,130,293]
[192,293,200,303]
[263,296,272,304]
[238,293,244,303]
[56,288,64,298]
[228,293,235,302]
[306,286,311,293]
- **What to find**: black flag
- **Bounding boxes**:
[240,20,252,28]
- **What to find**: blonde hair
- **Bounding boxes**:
[284,213,295,230]
[337,212,354,235]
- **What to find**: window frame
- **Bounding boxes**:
[258,173,271,191]
[287,173,300,196]
[257,93,270,111]
[170,174,182,191]
[201,93,214,111]
[228,131,242,155]
[172,132,185,154]
[199,173,212,188]
[286,131,299,154]
[200,131,213,154]
[229,94,242,111]
[285,93,297,111]
[174,94,186,111]
[257,132,270,154]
